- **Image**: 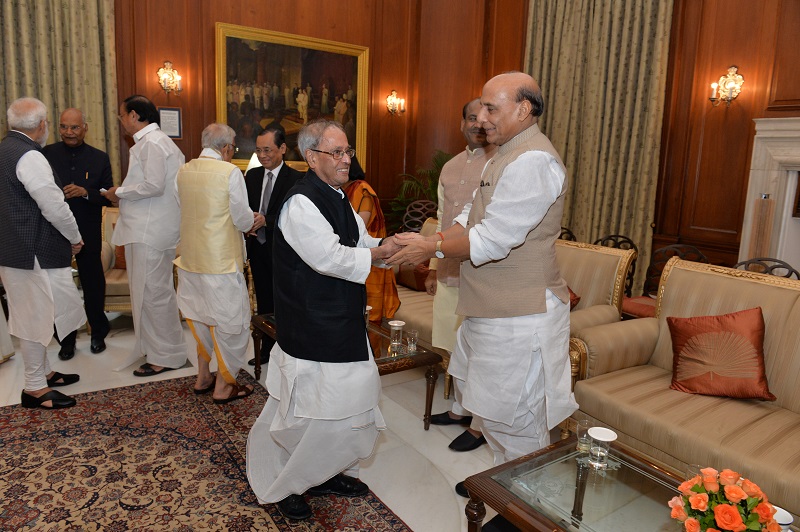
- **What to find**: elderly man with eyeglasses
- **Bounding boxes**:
[246,119,401,521]
[42,108,114,358]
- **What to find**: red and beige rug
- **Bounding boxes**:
[0,374,410,531]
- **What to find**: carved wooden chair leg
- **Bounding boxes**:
[444,372,452,399]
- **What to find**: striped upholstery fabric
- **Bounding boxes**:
[573,258,800,517]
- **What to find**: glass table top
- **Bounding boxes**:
[491,443,679,532]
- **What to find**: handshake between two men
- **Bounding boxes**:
[371,230,466,267]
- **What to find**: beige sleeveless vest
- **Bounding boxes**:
[174,158,244,274]
[457,123,569,318]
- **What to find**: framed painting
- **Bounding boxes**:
[215,23,369,172]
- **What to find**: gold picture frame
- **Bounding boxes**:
[215,23,369,172]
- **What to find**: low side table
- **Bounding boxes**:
[250,314,442,430]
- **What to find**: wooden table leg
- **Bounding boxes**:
[423,364,438,430]
[251,327,262,381]
[466,496,486,532]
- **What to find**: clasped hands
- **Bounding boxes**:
[374,232,433,265]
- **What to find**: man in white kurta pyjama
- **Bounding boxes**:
[247,120,399,521]
[104,95,187,376]
[387,73,579,497]
[0,98,86,409]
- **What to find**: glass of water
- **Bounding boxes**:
[587,427,617,469]
[406,329,418,352]
[576,418,592,453]
[387,320,405,356]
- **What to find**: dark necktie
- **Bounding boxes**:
[256,171,274,244]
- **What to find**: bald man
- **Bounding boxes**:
[387,72,579,496]
[43,108,114,357]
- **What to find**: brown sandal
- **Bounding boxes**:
[212,383,254,404]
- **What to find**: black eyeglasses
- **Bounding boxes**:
[59,124,84,132]
[310,147,355,160]
[225,143,239,154]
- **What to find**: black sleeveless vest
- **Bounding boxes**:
[272,171,368,363]
[0,131,72,270]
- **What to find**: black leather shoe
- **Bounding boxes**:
[90,338,106,354]
[449,430,487,452]
[21,390,76,409]
[247,355,269,366]
[430,411,473,426]
[58,345,75,360]
[46,371,80,387]
[276,494,312,520]
[455,481,469,498]
[308,474,369,497]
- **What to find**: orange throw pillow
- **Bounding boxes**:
[114,246,126,270]
[667,307,775,401]
[568,286,581,310]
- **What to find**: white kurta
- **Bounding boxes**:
[176,149,254,379]
[247,188,385,503]
[449,149,578,461]
[114,123,187,369]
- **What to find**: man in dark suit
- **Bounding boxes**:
[245,128,303,365]
[42,108,113,358]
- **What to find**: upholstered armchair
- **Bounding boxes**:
[101,207,133,314]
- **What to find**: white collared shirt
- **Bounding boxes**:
[112,123,185,250]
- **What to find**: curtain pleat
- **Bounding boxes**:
[524,0,673,294]
[1,0,121,184]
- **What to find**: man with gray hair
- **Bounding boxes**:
[174,123,258,403]
[0,97,86,409]
[247,119,400,520]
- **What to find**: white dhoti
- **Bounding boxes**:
[448,290,577,464]
[0,259,85,390]
[246,342,385,503]
[177,269,250,382]
[125,243,187,368]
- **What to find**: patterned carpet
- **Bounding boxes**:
[0,374,410,531]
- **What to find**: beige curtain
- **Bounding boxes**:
[0,0,121,184]
[524,0,673,294]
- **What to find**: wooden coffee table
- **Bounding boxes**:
[464,435,681,531]
[250,314,442,429]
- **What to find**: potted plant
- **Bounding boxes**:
[386,149,453,231]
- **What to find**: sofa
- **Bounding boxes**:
[392,236,636,395]
[571,258,800,518]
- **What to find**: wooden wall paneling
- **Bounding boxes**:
[414,0,487,168]
[483,0,528,79]
[654,0,701,241]
[369,0,420,201]
[765,0,800,113]
[678,1,773,250]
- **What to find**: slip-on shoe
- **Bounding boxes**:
[449,430,487,452]
[455,481,469,498]
[46,371,80,387]
[133,363,176,377]
[212,384,254,404]
[58,345,75,360]
[276,494,312,520]
[429,411,473,426]
[308,474,369,497]
[21,390,76,409]
[90,338,106,354]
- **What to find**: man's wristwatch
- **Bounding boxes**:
[434,240,445,259]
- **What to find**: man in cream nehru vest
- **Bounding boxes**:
[388,72,578,495]
[174,123,258,403]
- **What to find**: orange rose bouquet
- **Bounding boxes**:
[667,467,782,532]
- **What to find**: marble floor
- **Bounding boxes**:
[0,315,498,531]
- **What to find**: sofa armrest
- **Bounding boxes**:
[101,241,115,272]
[572,317,659,378]
[570,305,621,334]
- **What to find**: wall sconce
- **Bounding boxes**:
[386,90,405,115]
[709,65,743,107]
[156,60,183,94]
